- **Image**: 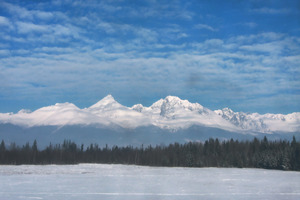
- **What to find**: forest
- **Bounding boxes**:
[0,136,299,171]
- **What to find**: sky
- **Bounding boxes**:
[0,0,299,114]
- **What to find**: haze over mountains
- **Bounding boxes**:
[0,95,299,146]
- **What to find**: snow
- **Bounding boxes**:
[0,95,299,133]
[0,164,299,200]
[215,108,300,133]
[87,95,152,128]
[131,104,144,112]
[88,94,123,110]
[129,96,240,131]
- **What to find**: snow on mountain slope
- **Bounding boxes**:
[214,108,267,132]
[215,108,300,133]
[0,95,299,133]
[131,96,239,131]
[87,95,151,128]
[160,96,205,117]
[88,94,123,110]
[0,102,101,127]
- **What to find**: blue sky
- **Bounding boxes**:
[0,0,299,114]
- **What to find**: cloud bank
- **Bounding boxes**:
[0,0,299,114]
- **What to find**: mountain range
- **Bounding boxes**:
[0,95,299,147]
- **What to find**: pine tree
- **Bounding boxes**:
[0,140,5,152]
[0,140,5,164]
[291,136,300,170]
[32,140,38,163]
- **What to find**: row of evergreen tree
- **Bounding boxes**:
[0,137,299,171]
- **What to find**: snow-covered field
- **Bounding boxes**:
[0,164,299,200]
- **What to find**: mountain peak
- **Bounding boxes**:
[150,99,164,110]
[160,96,205,117]
[89,95,121,109]
[131,104,144,112]
[37,102,79,112]
[165,95,182,102]
[102,94,115,101]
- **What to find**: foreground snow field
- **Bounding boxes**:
[0,164,299,200]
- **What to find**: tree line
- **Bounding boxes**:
[0,136,299,171]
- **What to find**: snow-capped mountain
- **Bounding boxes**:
[214,108,267,132]
[0,102,91,127]
[131,96,239,131]
[214,108,300,133]
[86,95,151,128]
[0,95,299,134]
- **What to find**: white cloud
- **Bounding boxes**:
[252,8,291,14]
[95,20,159,43]
[2,2,55,21]
[229,32,285,44]
[195,24,217,32]
[0,16,10,26]
[240,42,282,54]
[244,22,257,28]
[52,24,81,38]
[97,21,116,34]
[16,22,49,34]
[126,1,194,20]
[135,28,158,42]
[3,19,84,45]
[3,2,33,19]
[0,0,298,113]
[34,11,54,20]
[157,25,188,41]
[0,50,10,56]
[1,36,298,113]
